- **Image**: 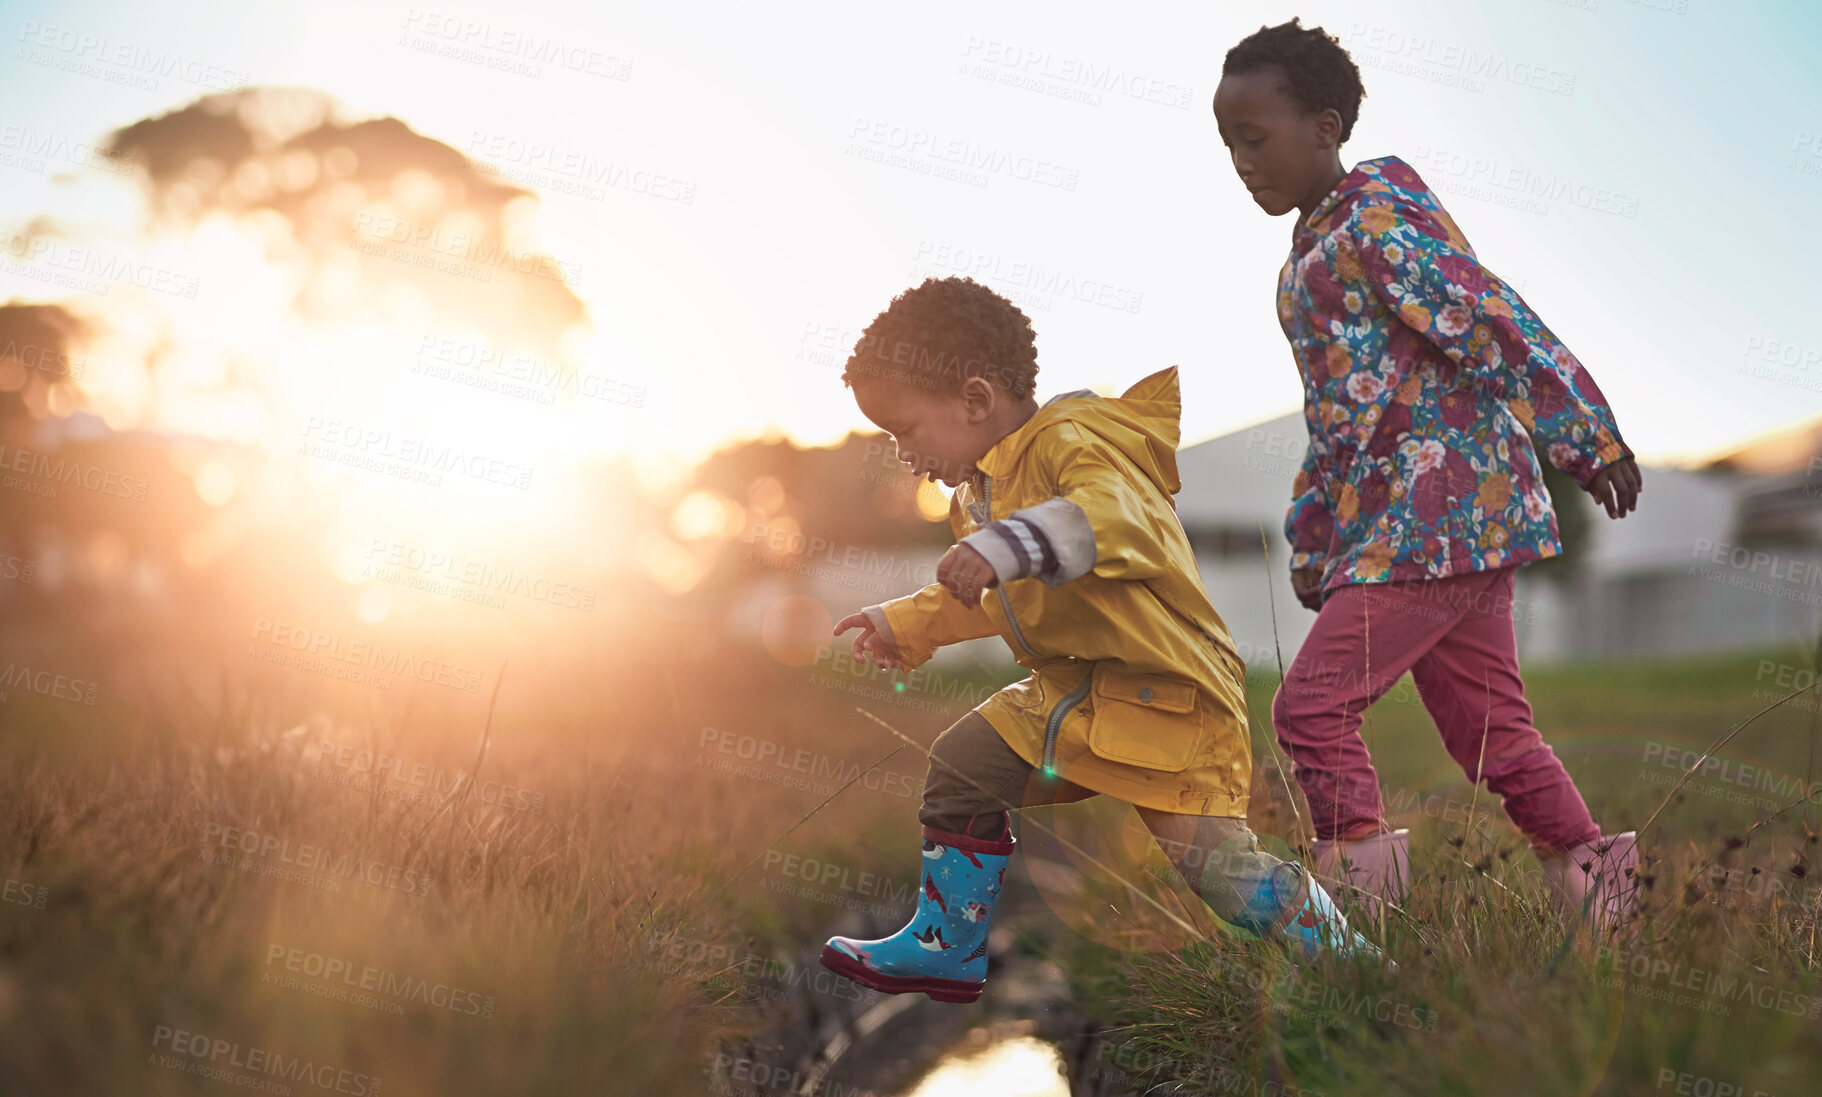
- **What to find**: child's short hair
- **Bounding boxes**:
[1223,17,1366,144]
[842,276,1038,400]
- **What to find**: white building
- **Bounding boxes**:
[786,411,1822,672]
[1175,412,1822,664]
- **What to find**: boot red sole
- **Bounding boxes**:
[818,945,984,1003]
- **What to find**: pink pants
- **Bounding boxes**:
[1269,565,1600,852]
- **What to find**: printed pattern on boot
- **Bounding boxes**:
[820,817,1015,1003]
[1235,861,1386,962]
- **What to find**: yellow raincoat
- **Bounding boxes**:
[875,366,1253,817]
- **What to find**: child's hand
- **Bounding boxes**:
[1582,458,1642,519]
[832,613,905,670]
[936,543,998,604]
[1291,566,1324,612]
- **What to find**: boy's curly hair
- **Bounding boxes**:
[841,276,1038,400]
[1222,17,1365,143]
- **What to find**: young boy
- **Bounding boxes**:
[822,275,1381,1005]
[1210,19,1645,928]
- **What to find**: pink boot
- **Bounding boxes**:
[1539,831,1639,932]
[1311,828,1409,922]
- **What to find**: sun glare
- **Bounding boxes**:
[915,478,951,521]
[902,1036,1071,1097]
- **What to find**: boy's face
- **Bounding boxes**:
[852,376,998,489]
[1212,66,1342,218]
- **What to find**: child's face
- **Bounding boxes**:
[852,376,999,488]
[1212,67,1341,218]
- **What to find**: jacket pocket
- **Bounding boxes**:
[1085,666,1205,772]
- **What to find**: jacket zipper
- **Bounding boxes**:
[1041,673,1093,777]
[979,473,1036,659]
[978,471,1087,778]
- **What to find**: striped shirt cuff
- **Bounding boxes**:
[1006,497,1093,586]
[961,517,1057,586]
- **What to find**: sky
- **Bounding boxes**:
[1,0,1818,472]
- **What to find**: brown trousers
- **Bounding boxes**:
[919,710,1301,929]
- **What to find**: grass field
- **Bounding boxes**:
[1,624,1817,1096]
[1053,646,1822,1097]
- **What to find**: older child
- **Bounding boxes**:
[1211,19,1644,928]
[823,276,1381,1004]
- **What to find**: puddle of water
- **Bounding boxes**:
[899,1035,1070,1097]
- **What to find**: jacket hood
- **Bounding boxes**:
[1302,155,1457,241]
[976,365,1183,497]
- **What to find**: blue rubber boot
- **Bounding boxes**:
[820,812,1014,1003]
[1233,860,1386,963]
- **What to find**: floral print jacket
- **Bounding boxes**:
[1277,156,1633,593]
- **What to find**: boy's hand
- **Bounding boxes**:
[1582,457,1642,519]
[936,543,998,604]
[1291,566,1324,612]
[832,613,905,670]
